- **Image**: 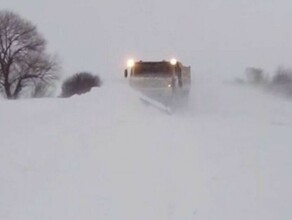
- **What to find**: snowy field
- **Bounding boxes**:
[1,76,292,220]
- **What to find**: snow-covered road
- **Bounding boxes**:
[1,77,292,220]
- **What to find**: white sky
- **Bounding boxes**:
[1,0,292,78]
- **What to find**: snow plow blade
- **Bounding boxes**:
[139,92,172,114]
[137,87,190,114]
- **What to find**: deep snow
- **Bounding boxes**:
[0,76,292,220]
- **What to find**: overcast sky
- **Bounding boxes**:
[1,0,292,79]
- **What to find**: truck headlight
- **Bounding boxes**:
[127,59,135,68]
[170,58,177,66]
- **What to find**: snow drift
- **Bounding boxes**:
[0,76,292,220]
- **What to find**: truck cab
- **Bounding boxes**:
[124,59,191,91]
[124,59,191,107]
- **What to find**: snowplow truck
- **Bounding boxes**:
[124,59,191,108]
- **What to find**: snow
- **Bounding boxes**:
[1,76,292,220]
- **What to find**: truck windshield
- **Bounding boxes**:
[133,62,172,77]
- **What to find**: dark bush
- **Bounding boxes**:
[270,67,292,97]
[245,67,265,84]
[272,67,292,85]
[61,72,101,97]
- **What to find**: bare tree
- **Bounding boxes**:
[0,10,60,99]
